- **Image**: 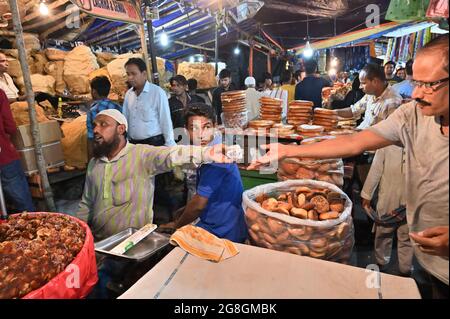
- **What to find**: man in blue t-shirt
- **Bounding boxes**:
[159,103,247,243]
[295,59,332,108]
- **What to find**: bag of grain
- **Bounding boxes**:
[45,48,67,61]
[44,61,65,95]
[30,74,55,95]
[64,45,99,95]
[177,62,216,89]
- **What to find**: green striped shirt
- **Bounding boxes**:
[77,142,207,240]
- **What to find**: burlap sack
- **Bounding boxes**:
[60,115,88,169]
[45,48,67,61]
[32,52,48,75]
[44,61,66,95]
[64,45,99,94]
[88,67,111,82]
[31,74,55,95]
[13,33,40,51]
[177,62,216,89]
[10,101,50,126]
[96,52,116,67]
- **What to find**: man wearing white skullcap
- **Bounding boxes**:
[244,76,262,120]
[77,109,231,241]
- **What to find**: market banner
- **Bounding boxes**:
[69,0,143,24]
[292,22,410,54]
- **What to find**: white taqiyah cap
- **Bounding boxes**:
[244,76,256,86]
[96,109,128,131]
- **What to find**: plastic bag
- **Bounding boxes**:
[426,0,449,18]
[386,0,429,21]
[242,180,354,263]
[278,157,344,187]
[222,111,249,129]
[22,213,98,299]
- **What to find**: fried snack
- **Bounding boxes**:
[0,213,85,299]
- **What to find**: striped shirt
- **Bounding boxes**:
[77,142,207,240]
[350,85,402,130]
[86,98,122,140]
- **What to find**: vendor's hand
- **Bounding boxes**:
[410,226,449,257]
[157,221,177,234]
[247,143,289,170]
[361,198,372,211]
[204,143,233,164]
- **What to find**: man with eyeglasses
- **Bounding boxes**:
[249,34,449,298]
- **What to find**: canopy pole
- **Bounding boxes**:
[138,23,152,78]
[8,0,56,211]
[144,0,159,86]
[267,53,272,74]
[214,14,219,76]
[249,45,254,76]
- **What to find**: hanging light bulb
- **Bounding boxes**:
[197,56,204,62]
[160,29,169,47]
[330,57,339,68]
[39,1,49,16]
[234,46,240,55]
[303,41,314,58]
[189,56,195,63]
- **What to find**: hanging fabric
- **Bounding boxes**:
[426,0,449,18]
[386,0,430,21]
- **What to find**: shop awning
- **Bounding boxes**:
[293,21,412,55]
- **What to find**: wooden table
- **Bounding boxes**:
[119,243,421,299]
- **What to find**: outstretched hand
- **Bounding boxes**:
[410,226,449,257]
[205,144,233,164]
[247,143,286,170]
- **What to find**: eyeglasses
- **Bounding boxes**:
[412,77,449,93]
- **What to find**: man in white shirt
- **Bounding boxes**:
[335,63,403,130]
[122,57,175,147]
[0,52,26,104]
[122,57,177,218]
[244,76,262,120]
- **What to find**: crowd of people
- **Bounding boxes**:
[0,34,448,298]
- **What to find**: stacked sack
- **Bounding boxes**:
[278,135,344,187]
[243,180,354,263]
[312,108,339,131]
[221,90,248,128]
[259,96,282,123]
[287,100,313,125]
[63,45,99,95]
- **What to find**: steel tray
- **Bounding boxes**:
[95,228,170,261]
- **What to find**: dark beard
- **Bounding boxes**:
[93,134,121,159]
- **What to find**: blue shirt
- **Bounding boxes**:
[87,98,122,140]
[295,76,332,108]
[194,136,247,243]
[392,79,415,99]
[196,163,248,243]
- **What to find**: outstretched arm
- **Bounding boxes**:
[248,130,393,170]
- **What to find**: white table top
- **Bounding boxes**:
[119,243,421,299]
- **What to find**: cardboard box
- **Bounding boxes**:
[11,121,62,149]
[17,141,65,175]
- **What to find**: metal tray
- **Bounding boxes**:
[95,228,170,261]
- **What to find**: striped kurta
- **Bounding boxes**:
[77,142,206,240]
